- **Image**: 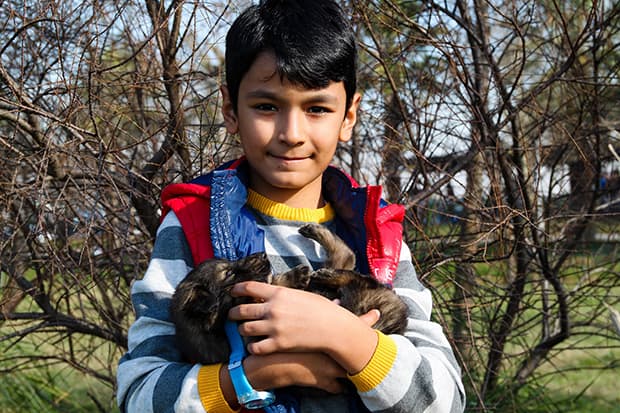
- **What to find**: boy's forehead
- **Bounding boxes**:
[240,52,346,99]
[245,53,279,83]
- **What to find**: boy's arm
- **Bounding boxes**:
[349,243,466,413]
[230,242,466,413]
[116,211,226,413]
[116,212,347,413]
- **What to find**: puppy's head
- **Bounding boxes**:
[171,252,272,329]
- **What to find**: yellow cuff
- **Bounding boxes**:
[347,330,397,393]
[197,364,240,413]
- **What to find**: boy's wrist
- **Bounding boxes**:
[197,364,240,413]
[325,315,380,375]
[347,330,397,392]
[243,353,295,390]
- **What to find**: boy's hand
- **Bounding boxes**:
[219,351,346,409]
[244,352,346,393]
[358,308,381,327]
[229,281,380,374]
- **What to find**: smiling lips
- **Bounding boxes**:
[270,153,311,161]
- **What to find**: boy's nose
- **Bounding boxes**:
[278,110,305,146]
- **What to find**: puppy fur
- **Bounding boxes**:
[170,223,408,365]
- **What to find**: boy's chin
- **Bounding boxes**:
[251,172,322,191]
[250,176,326,208]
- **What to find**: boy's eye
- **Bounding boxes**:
[307,106,330,114]
[254,103,277,112]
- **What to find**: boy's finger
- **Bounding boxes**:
[228,302,267,321]
[238,319,272,337]
[246,336,278,355]
[320,380,345,394]
[230,280,274,298]
[358,309,381,327]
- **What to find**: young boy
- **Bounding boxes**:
[116,1,465,412]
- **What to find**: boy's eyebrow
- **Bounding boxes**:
[245,89,340,105]
[245,89,279,100]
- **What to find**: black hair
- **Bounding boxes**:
[225,0,357,112]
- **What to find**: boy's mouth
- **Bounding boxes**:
[270,153,311,161]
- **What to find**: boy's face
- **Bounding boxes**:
[222,52,360,208]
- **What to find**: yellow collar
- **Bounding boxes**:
[246,189,335,223]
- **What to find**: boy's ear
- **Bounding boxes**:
[339,92,361,143]
[220,85,239,134]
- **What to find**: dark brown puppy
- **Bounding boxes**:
[170,223,408,365]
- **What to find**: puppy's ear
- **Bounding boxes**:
[177,284,218,316]
[233,252,272,283]
[276,265,311,289]
[189,259,233,284]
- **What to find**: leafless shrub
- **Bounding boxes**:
[350,0,620,409]
[1,0,620,410]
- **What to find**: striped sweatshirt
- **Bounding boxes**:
[116,168,465,413]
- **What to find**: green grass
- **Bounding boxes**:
[0,311,120,412]
[2,245,619,412]
[429,252,620,412]
[0,268,124,412]
[0,331,120,413]
[0,366,118,413]
[534,346,620,413]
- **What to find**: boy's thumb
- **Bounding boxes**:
[358,309,381,327]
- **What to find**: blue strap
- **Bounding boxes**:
[264,390,300,413]
[224,321,275,409]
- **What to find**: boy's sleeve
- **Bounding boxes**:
[116,212,237,413]
[349,242,466,413]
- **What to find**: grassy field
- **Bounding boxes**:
[2,245,619,412]
[2,365,618,413]
[0,272,123,412]
[425,246,620,412]
[537,346,620,413]
[1,338,617,412]
[0,366,118,413]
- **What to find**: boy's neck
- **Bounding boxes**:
[247,189,334,223]
[248,177,326,209]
